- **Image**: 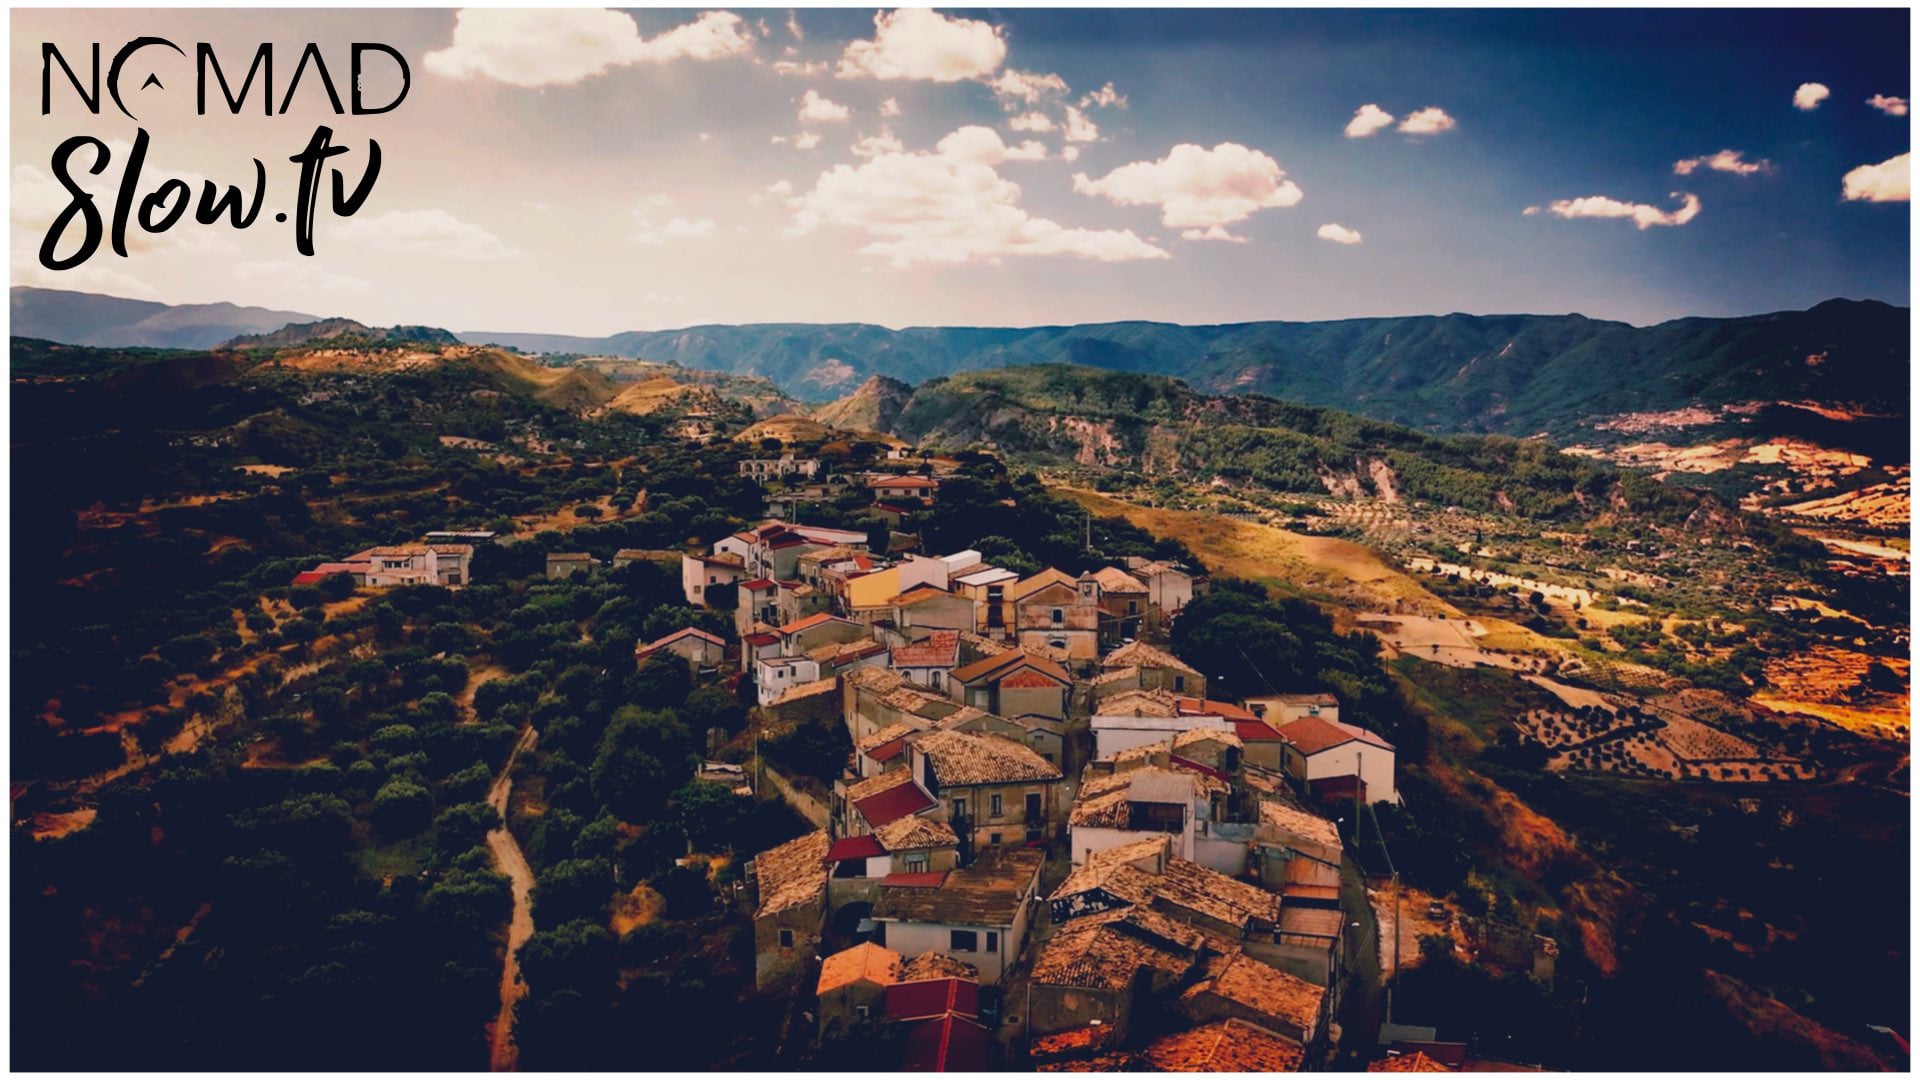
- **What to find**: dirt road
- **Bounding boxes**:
[484,725,538,1071]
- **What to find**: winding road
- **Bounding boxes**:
[484,725,538,1072]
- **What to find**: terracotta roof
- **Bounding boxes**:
[949,648,1069,687]
[1177,950,1325,1035]
[1030,1024,1119,1061]
[689,551,746,567]
[817,942,902,995]
[1068,767,1226,829]
[875,814,959,853]
[899,951,979,983]
[768,677,839,706]
[874,846,1044,927]
[1277,715,1395,755]
[1091,566,1148,594]
[1256,691,1340,706]
[1096,688,1179,718]
[1149,858,1281,930]
[364,543,474,557]
[1370,1051,1455,1072]
[1173,727,1242,753]
[1031,907,1209,990]
[1142,1019,1304,1072]
[893,630,961,668]
[858,720,929,753]
[1259,800,1342,851]
[1102,640,1198,674]
[740,577,777,591]
[826,835,887,862]
[743,630,781,648]
[914,729,1063,786]
[901,1011,989,1072]
[851,773,937,829]
[881,871,951,889]
[546,551,593,562]
[1090,666,1141,688]
[775,611,857,637]
[753,830,830,918]
[1048,835,1171,905]
[1001,669,1065,690]
[634,626,725,655]
[1005,567,1077,603]
[886,977,980,1021]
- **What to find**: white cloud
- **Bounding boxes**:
[1672,149,1771,176]
[1316,223,1363,245]
[989,69,1068,107]
[1524,192,1701,229]
[838,9,1006,82]
[1842,152,1909,203]
[1181,225,1245,244]
[766,179,795,198]
[787,129,1167,267]
[851,133,907,158]
[335,208,519,259]
[10,251,158,299]
[1081,82,1127,109]
[935,126,1047,165]
[1793,82,1830,110]
[786,10,803,40]
[880,96,902,118]
[792,131,823,150]
[1061,146,1081,163]
[773,58,828,77]
[1072,142,1304,235]
[1344,103,1394,138]
[1868,93,1909,117]
[632,196,719,245]
[798,89,850,123]
[1063,106,1100,143]
[1398,106,1457,135]
[1008,111,1055,133]
[698,132,711,143]
[233,259,372,295]
[425,9,752,88]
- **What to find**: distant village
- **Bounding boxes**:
[290,453,1452,1072]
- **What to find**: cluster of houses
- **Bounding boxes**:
[690,515,1402,1070]
[736,455,945,528]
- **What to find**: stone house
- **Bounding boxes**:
[869,846,1044,985]
[1089,567,1150,647]
[1013,574,1101,662]
[1101,640,1206,699]
[752,829,830,990]
[1029,904,1211,1038]
[947,650,1073,721]
[909,729,1064,850]
[545,552,594,579]
[633,626,726,669]
[815,941,901,1037]
[1174,949,1328,1052]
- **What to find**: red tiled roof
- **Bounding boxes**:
[1177,697,1256,721]
[1002,670,1066,689]
[854,777,937,828]
[1280,715,1395,755]
[880,871,950,888]
[744,632,780,648]
[902,1012,989,1072]
[867,738,909,763]
[740,577,777,591]
[1234,719,1287,742]
[776,612,850,637]
[826,835,887,863]
[886,978,981,1021]
[950,649,1071,687]
[635,626,725,656]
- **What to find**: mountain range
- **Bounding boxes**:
[12,286,1908,443]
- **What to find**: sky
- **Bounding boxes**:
[8,7,1911,334]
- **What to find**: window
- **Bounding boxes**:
[931,671,943,690]
[1127,600,1139,614]
[951,799,968,820]
[985,932,999,952]
[856,1005,871,1019]
[1048,638,1067,651]
[950,930,979,952]
[989,794,1003,818]
[778,929,795,949]
[989,832,1002,846]
[1174,675,1186,692]
[1051,607,1064,627]
[905,851,930,873]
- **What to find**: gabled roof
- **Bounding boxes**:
[1178,950,1326,1035]
[1278,715,1395,755]
[743,631,781,648]
[858,720,929,755]
[1031,906,1210,990]
[1143,1019,1304,1072]
[1005,567,1077,603]
[740,577,778,591]
[1150,857,1282,930]
[913,729,1062,787]
[1176,697,1257,721]
[901,1011,989,1072]
[1103,640,1200,675]
[753,830,830,918]
[948,649,1071,688]
[1258,799,1342,851]
[775,611,860,637]
[1095,688,1179,718]
[875,814,959,853]
[899,951,979,983]
[1234,718,1287,743]
[634,626,725,656]
[953,566,1019,588]
[817,941,902,995]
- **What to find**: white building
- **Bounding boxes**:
[1091,713,1234,762]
